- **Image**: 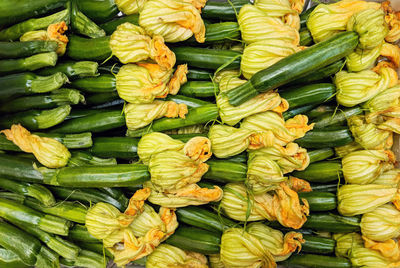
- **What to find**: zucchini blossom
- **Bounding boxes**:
[333,232,363,258]
[306,1,380,43]
[208,254,225,268]
[363,236,400,262]
[334,142,363,158]
[115,0,147,14]
[361,204,400,242]
[221,182,309,229]
[124,100,188,131]
[373,169,400,187]
[0,124,70,168]
[350,247,400,267]
[347,8,388,50]
[380,42,400,68]
[363,84,400,113]
[241,111,314,146]
[146,244,208,268]
[110,23,175,70]
[382,0,400,43]
[346,44,382,72]
[20,21,69,55]
[238,4,299,44]
[254,0,304,29]
[241,40,301,79]
[337,184,400,216]
[208,124,275,158]
[139,0,207,43]
[217,71,288,125]
[116,63,188,104]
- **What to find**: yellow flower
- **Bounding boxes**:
[0,124,70,168]
[346,44,382,72]
[382,0,400,43]
[373,169,400,187]
[334,142,363,158]
[364,84,400,113]
[254,0,303,29]
[115,0,147,14]
[350,247,400,267]
[333,232,363,258]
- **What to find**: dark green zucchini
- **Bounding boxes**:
[202,0,249,21]
[0,247,29,268]
[99,187,129,210]
[0,154,43,183]
[283,105,316,120]
[69,0,106,39]
[0,52,58,75]
[310,183,338,193]
[67,35,111,61]
[90,137,139,160]
[282,254,351,268]
[299,191,337,212]
[300,29,313,46]
[100,14,139,35]
[0,41,57,59]
[166,95,212,108]
[306,105,336,119]
[187,68,213,81]
[38,60,98,78]
[308,148,335,163]
[184,22,240,44]
[296,127,354,148]
[292,161,343,183]
[300,5,317,29]
[77,0,119,23]
[71,74,116,93]
[169,133,208,142]
[303,213,360,233]
[312,106,363,129]
[68,224,98,243]
[35,132,93,148]
[226,32,358,105]
[179,81,218,98]
[280,83,335,109]
[34,246,59,268]
[68,151,117,167]
[301,235,335,255]
[203,160,247,183]
[86,91,120,106]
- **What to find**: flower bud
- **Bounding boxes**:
[363,85,400,113]
[115,0,147,14]
[333,232,363,258]
[334,142,363,158]
[350,247,397,267]
[373,169,400,187]
[346,45,381,72]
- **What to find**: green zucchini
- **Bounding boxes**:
[299,191,337,212]
[300,5,317,29]
[68,151,117,167]
[203,160,247,183]
[92,99,124,109]
[69,0,106,39]
[176,206,236,233]
[0,88,84,113]
[65,108,110,120]
[166,226,220,254]
[166,95,212,108]
[0,41,57,59]
[0,177,55,206]
[66,35,111,61]
[283,104,316,120]
[0,51,57,75]
[0,0,66,27]
[38,60,98,78]
[0,105,71,130]
[226,32,358,105]
[0,9,69,41]
[292,161,343,183]
[0,72,67,102]
[187,68,213,81]
[296,127,354,148]
[280,83,335,109]
[308,148,335,163]
[34,246,59,268]
[68,224,98,243]
[179,81,218,98]
[202,0,249,21]
[169,133,208,142]
[0,197,71,236]
[100,14,139,35]
[172,47,241,70]
[78,0,119,23]
[90,137,139,160]
[282,254,351,268]
[71,74,116,93]
[301,235,335,255]
[306,105,336,119]
[184,22,241,44]
[0,221,41,266]
[86,91,120,106]
[303,213,360,233]
[126,104,219,137]
[312,106,363,129]
[50,109,125,133]
[0,154,43,183]
[99,187,129,210]
[300,29,313,46]
[36,132,93,148]
[0,247,29,268]
[97,63,121,74]
[310,183,338,193]
[60,249,106,268]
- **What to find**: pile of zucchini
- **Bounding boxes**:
[0,0,400,267]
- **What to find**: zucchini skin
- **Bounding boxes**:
[312,106,363,129]
[292,161,342,183]
[100,14,139,35]
[202,0,249,20]
[184,22,241,44]
[299,192,337,212]
[280,83,335,109]
[86,92,120,106]
[303,213,360,233]
[0,154,44,183]
[38,60,99,79]
[187,68,213,81]
[0,41,57,59]
[301,235,335,255]
[296,127,354,148]
[283,104,316,120]
[227,32,359,105]
[166,95,212,108]
[172,47,241,70]
[300,5,316,29]
[71,74,116,93]
[77,0,118,23]
[300,29,313,46]
[310,183,338,193]
[67,35,111,61]
[0,247,30,268]
[282,254,351,268]
[0,52,58,75]
[90,137,139,160]
[68,224,99,243]
[0,221,41,266]
[179,81,217,98]
[308,148,335,163]
[203,160,247,183]
[306,105,336,119]
[166,226,221,254]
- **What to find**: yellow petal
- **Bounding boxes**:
[183,136,212,163]
[167,64,188,95]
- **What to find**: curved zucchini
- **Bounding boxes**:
[295,127,354,148]
[299,191,337,212]
[0,41,57,59]
[280,83,335,109]
[69,0,106,39]
[306,105,336,119]
[67,35,111,61]
[312,106,363,129]
[292,161,343,183]
[179,81,218,98]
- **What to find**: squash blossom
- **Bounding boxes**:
[346,44,382,72]
[350,247,400,267]
[361,204,400,242]
[208,254,225,268]
[0,124,70,168]
[334,142,363,158]
[110,23,175,70]
[124,100,188,131]
[364,84,400,113]
[139,0,207,43]
[115,0,147,14]
[382,0,400,43]
[333,232,363,258]
[146,244,208,268]
[363,236,400,262]
[373,169,400,187]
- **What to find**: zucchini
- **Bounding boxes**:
[184,22,241,44]
[169,133,208,142]
[68,151,117,167]
[0,197,71,236]
[283,104,316,120]
[166,95,212,108]
[0,221,41,266]
[300,29,313,46]
[78,243,113,259]
[100,14,139,35]
[35,132,93,148]
[310,183,338,193]
[0,88,84,113]
[0,247,29,268]
[98,63,121,74]
[187,68,213,81]
[300,5,317,29]
[34,246,59,268]
[202,0,249,21]
[65,108,109,120]
[38,60,98,79]
[99,187,129,210]
[179,81,218,98]
[93,99,124,109]
[68,224,98,243]
[308,148,335,163]
[0,72,67,102]
[282,254,351,268]
[203,160,247,183]
[0,0,66,27]
[299,191,337,212]
[172,47,241,70]
[66,35,111,61]
[296,127,354,148]
[71,74,116,93]
[0,9,69,41]
[77,0,119,23]
[303,213,360,233]
[86,92,120,106]
[306,105,336,119]
[312,106,363,129]
[280,83,335,109]
[126,104,219,137]
[0,41,57,59]
[60,249,106,268]
[292,161,343,183]
[90,137,139,160]
[176,206,236,233]
[0,105,71,130]
[301,235,335,255]
[50,109,125,133]
[226,32,358,105]
[166,226,220,254]
[0,52,57,75]
[0,154,44,183]
[0,177,55,206]
[69,0,106,39]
